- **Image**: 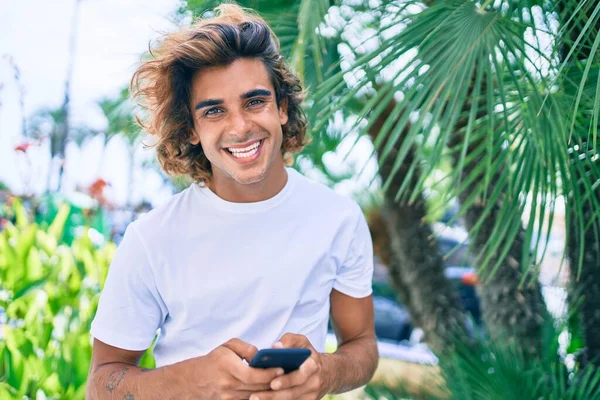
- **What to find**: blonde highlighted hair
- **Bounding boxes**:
[131,4,309,183]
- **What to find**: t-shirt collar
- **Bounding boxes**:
[193,167,297,213]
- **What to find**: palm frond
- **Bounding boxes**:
[311,0,575,278]
[441,318,600,400]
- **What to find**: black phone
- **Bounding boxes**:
[248,348,311,374]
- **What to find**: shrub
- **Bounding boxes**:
[0,199,153,399]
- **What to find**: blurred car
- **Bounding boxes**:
[335,230,482,345]
[371,268,481,344]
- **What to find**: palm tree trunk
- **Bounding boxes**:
[567,197,600,365]
[370,100,466,351]
[448,76,545,357]
[558,0,600,366]
[451,179,545,356]
[46,155,54,194]
[56,0,83,192]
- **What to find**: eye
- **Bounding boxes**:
[247,98,264,107]
[204,107,223,116]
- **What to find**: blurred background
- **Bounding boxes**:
[1,0,599,399]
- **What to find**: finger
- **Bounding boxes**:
[223,338,259,362]
[270,358,318,390]
[277,333,308,348]
[231,390,255,400]
[233,381,273,392]
[234,364,285,385]
[232,388,271,400]
[249,385,306,400]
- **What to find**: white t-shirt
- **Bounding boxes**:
[91,168,373,367]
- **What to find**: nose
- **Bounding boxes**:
[227,108,252,138]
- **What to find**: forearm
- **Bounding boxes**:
[321,335,379,394]
[87,360,213,400]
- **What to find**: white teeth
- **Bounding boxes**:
[231,147,258,158]
[228,141,261,158]
[228,141,260,153]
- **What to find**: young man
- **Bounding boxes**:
[87,4,378,399]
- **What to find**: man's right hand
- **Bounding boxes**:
[87,337,282,400]
[191,338,284,399]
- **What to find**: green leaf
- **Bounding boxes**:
[36,230,58,256]
[48,203,70,243]
[13,274,49,301]
[12,198,29,228]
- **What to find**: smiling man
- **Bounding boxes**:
[86,4,378,400]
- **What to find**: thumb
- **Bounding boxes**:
[223,338,259,362]
[276,333,307,348]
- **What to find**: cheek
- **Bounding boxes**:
[274,125,285,145]
[197,129,220,150]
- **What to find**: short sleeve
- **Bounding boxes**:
[90,224,166,351]
[333,206,374,298]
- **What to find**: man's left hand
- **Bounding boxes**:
[249,333,330,400]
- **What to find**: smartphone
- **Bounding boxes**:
[248,348,311,374]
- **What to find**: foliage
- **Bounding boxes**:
[0,199,154,399]
[34,193,111,246]
[438,323,600,400]
[364,383,433,400]
[98,87,139,148]
[362,316,600,400]
[26,108,98,154]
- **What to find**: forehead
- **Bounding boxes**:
[191,58,274,101]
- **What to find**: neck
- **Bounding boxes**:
[208,160,288,203]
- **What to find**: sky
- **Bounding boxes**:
[0,0,183,206]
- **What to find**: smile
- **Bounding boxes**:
[227,140,262,158]
[226,139,263,159]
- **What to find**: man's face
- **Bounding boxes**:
[190,58,288,186]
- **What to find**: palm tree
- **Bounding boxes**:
[26,107,96,192]
[557,0,600,366]
[306,0,598,356]
[2,55,27,139]
[97,88,140,206]
[446,65,547,356]
[369,98,466,350]
[97,91,135,177]
[54,0,84,192]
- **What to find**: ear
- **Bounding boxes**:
[189,127,201,145]
[278,97,289,126]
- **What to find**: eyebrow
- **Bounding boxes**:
[194,98,223,110]
[194,89,273,110]
[241,89,272,99]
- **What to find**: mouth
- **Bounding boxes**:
[224,139,264,163]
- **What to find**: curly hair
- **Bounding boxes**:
[131,4,309,183]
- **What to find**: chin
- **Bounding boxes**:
[230,169,268,185]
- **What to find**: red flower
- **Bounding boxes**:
[89,178,111,205]
[14,142,36,153]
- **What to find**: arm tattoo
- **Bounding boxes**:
[140,368,152,372]
[105,367,129,392]
[123,392,135,400]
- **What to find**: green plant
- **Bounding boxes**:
[0,199,153,399]
[438,328,600,400]
[363,316,600,400]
